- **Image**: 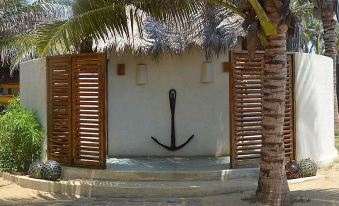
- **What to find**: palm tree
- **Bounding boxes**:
[254,1,291,205]
[0,0,71,68]
[288,0,323,53]
[1,0,292,204]
[318,0,339,131]
[304,18,324,53]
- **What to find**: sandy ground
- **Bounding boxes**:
[0,160,338,206]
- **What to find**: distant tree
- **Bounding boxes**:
[288,0,322,53]
[318,0,339,131]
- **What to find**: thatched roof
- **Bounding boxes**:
[96,5,245,59]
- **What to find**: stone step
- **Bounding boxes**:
[2,172,258,198]
[62,166,259,181]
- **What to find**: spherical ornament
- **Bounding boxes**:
[28,160,44,179]
[41,160,62,181]
[285,160,300,179]
[298,158,318,178]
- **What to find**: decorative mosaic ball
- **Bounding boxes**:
[28,160,44,179]
[298,158,318,178]
[41,160,62,181]
[285,160,300,179]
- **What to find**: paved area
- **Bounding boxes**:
[0,158,338,205]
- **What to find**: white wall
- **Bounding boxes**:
[20,58,48,161]
[294,53,338,166]
[19,52,338,164]
[107,48,230,157]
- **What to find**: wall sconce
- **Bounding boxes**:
[117,64,126,76]
[136,64,148,85]
[200,62,214,83]
[222,62,231,73]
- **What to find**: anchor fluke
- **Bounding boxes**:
[150,89,194,151]
[151,135,194,151]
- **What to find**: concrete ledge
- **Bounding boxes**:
[2,171,323,198]
[288,175,322,184]
[3,172,258,198]
[62,166,259,181]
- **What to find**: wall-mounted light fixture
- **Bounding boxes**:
[136,64,148,85]
[117,64,126,76]
[222,62,231,73]
[200,62,214,83]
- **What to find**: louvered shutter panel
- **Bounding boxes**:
[284,55,296,160]
[230,52,295,168]
[47,56,73,164]
[72,54,106,168]
[229,52,264,167]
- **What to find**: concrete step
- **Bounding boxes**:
[2,172,258,198]
[61,166,259,181]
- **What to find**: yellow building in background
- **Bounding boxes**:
[0,83,19,105]
[0,68,19,111]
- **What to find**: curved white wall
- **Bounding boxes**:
[20,58,48,161]
[18,52,338,164]
[294,53,338,166]
[107,48,230,157]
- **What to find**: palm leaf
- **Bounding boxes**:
[0,0,72,68]
[205,0,246,18]
[35,0,206,56]
[36,0,130,56]
[0,1,71,38]
[0,33,36,69]
[248,0,277,36]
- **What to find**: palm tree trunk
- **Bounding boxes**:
[321,0,339,132]
[256,1,291,205]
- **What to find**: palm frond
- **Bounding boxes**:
[35,0,206,55]
[205,0,245,18]
[0,1,72,38]
[0,0,72,68]
[0,33,36,69]
[131,0,204,23]
[4,0,246,64]
[95,3,244,57]
[36,0,130,56]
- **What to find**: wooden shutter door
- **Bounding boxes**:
[229,52,265,167]
[47,56,73,164]
[229,51,295,168]
[284,55,296,161]
[72,54,106,168]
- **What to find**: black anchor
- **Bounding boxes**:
[151,89,194,151]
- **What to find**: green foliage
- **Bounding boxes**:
[248,0,276,36]
[298,158,318,178]
[0,98,43,173]
[241,195,257,204]
[291,195,310,203]
[290,0,324,54]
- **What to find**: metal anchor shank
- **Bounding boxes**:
[151,89,194,151]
